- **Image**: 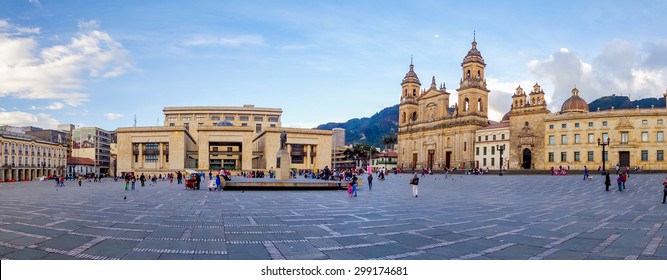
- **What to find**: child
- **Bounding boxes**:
[616,173,623,192]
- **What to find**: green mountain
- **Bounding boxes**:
[316,95,665,147]
[315,104,399,147]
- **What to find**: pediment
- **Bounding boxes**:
[419,88,447,100]
[615,116,634,129]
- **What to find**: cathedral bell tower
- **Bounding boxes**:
[399,58,421,126]
[457,33,490,117]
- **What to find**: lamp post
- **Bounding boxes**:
[496,144,506,176]
[597,137,610,175]
[41,161,45,178]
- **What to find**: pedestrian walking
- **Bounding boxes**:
[583,166,588,180]
[124,174,130,190]
[215,175,222,191]
[140,173,146,187]
[604,172,611,191]
[350,174,358,197]
[661,176,667,204]
[410,173,420,197]
[616,173,623,192]
[77,175,83,187]
[131,176,136,190]
[622,172,627,190]
[59,176,65,187]
[367,173,373,190]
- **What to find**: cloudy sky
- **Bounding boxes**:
[1,0,666,131]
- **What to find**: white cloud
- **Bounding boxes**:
[29,0,43,8]
[0,19,132,106]
[0,111,59,129]
[29,102,65,110]
[183,34,265,47]
[0,19,40,35]
[104,113,123,120]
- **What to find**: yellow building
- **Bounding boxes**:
[1,130,67,181]
[508,87,667,171]
[117,105,331,176]
[398,37,490,170]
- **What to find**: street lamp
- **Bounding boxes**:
[41,160,46,178]
[597,137,610,175]
[496,144,506,176]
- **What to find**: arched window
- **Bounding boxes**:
[402,112,406,123]
[411,112,417,122]
[514,100,518,107]
[464,98,470,111]
[477,98,483,112]
[404,89,407,96]
[412,89,416,96]
[531,98,535,105]
[477,70,481,78]
[466,70,471,79]
[520,99,524,107]
[537,97,541,105]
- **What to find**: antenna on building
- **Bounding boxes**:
[134,114,137,127]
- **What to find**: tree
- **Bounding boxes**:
[382,134,397,151]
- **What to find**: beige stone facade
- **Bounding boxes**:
[117,105,332,175]
[398,38,490,171]
[252,128,332,171]
[507,86,667,171]
[1,130,67,181]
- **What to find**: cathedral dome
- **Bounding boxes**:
[560,87,589,113]
[401,63,421,85]
[462,36,485,65]
[501,111,510,122]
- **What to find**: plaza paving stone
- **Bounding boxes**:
[0,173,665,260]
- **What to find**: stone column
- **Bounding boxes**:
[138,143,144,170]
[159,142,164,172]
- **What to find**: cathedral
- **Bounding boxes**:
[397,37,667,172]
[397,37,489,170]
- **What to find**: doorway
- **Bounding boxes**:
[618,151,630,168]
[427,150,435,170]
[522,148,532,169]
[412,153,417,170]
[445,151,451,169]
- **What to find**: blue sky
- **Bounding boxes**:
[1,0,666,131]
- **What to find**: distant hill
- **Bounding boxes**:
[316,95,665,147]
[315,105,398,147]
[588,95,665,111]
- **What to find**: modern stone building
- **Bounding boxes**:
[71,127,112,176]
[0,129,67,181]
[117,105,332,176]
[398,37,490,170]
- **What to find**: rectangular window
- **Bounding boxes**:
[241,123,247,127]
[549,135,555,145]
[169,123,175,127]
[574,152,580,162]
[658,150,664,161]
[145,154,157,163]
[491,146,495,155]
[642,131,648,142]
[478,136,481,141]
[501,134,505,140]
[493,135,496,141]
[166,116,177,121]
[602,121,608,126]
[210,115,220,121]
[225,115,235,121]
[621,132,629,144]
[268,117,279,122]
[562,124,567,128]
[641,150,648,161]
[181,116,191,121]
[603,151,608,161]
[561,152,567,162]
[658,119,664,124]
[549,125,554,129]
[588,151,594,161]
[240,116,249,121]
[476,147,479,156]
[484,135,488,141]
[145,143,158,150]
[291,155,304,164]
[588,122,594,127]
[196,116,205,121]
[602,133,608,141]
[548,152,554,162]
[575,123,580,128]
[491,157,495,166]
[255,124,262,133]
[483,158,487,166]
[483,147,487,155]
[574,134,580,144]
[658,131,664,142]
[227,147,233,152]
[588,133,594,143]
[254,116,263,121]
[561,135,567,144]
[270,124,276,128]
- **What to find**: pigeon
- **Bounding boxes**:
[241,190,245,193]
[124,196,126,200]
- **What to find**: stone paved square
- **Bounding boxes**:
[0,173,665,260]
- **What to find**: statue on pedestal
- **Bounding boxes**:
[280,131,287,150]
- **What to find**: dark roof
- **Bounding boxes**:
[67,157,95,166]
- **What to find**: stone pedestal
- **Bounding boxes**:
[276,149,291,180]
